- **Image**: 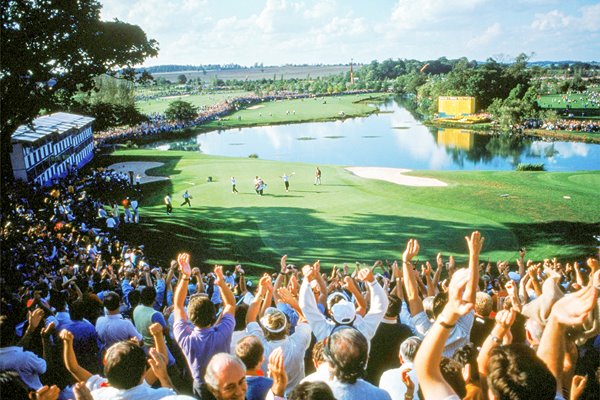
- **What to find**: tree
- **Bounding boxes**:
[177,74,188,84]
[164,101,198,122]
[1,0,158,187]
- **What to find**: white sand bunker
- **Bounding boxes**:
[107,162,169,184]
[346,167,447,187]
[247,105,265,110]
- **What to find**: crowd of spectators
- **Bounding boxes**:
[1,165,599,400]
[93,90,376,147]
[541,119,600,133]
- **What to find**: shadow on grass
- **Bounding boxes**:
[122,206,527,275]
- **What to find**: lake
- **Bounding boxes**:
[149,98,600,172]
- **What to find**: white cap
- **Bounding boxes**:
[331,300,356,325]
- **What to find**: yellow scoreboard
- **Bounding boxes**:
[438,96,476,117]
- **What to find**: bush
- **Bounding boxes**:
[248,153,259,159]
[516,163,545,171]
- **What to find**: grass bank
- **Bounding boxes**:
[97,150,600,275]
[136,90,253,115]
[200,93,387,130]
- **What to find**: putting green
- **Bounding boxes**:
[103,150,600,273]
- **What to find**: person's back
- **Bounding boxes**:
[235,335,273,400]
[64,300,101,373]
[366,295,412,384]
[133,287,166,347]
[379,336,421,400]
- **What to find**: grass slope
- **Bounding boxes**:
[201,94,384,129]
[136,90,253,115]
[99,150,600,275]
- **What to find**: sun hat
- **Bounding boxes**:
[260,307,287,333]
[330,299,356,325]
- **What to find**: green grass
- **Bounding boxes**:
[98,150,600,275]
[538,94,600,109]
[201,94,385,129]
[135,90,253,115]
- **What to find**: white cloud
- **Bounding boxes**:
[531,4,600,32]
[531,10,573,31]
[303,0,337,19]
[467,22,502,48]
[391,0,487,30]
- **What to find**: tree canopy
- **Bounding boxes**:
[0,0,159,183]
[165,100,199,122]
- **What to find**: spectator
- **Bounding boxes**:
[173,254,236,397]
[95,291,142,350]
[379,336,421,400]
[235,335,273,400]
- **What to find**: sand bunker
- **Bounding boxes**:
[346,167,447,187]
[247,105,265,110]
[106,162,169,184]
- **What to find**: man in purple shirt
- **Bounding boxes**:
[173,253,236,398]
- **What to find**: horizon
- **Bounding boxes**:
[100,0,600,68]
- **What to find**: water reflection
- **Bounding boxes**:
[144,99,600,172]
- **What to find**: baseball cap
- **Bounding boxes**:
[331,300,356,325]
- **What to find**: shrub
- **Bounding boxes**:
[516,163,545,171]
[248,153,259,159]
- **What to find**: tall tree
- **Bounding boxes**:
[1,0,159,187]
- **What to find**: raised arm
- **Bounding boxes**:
[464,231,484,304]
[174,252,191,322]
[537,284,597,394]
[298,264,330,341]
[342,276,367,317]
[247,274,270,324]
[477,309,516,379]
[60,329,92,383]
[214,265,236,316]
[402,239,424,316]
[415,268,474,400]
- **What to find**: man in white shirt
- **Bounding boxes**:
[379,336,421,400]
[0,316,46,390]
[95,292,142,350]
[299,265,388,343]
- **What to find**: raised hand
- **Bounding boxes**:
[570,375,587,400]
[550,284,597,326]
[59,329,74,343]
[280,255,288,273]
[302,264,316,281]
[401,368,415,397]
[288,274,299,296]
[35,385,60,400]
[465,231,485,256]
[277,287,297,306]
[357,267,374,283]
[41,321,55,339]
[28,308,45,331]
[177,253,191,277]
[403,239,420,263]
[147,347,169,380]
[214,265,225,285]
[73,382,94,400]
[313,260,321,272]
[268,347,287,397]
[442,268,473,322]
[148,322,163,337]
[505,280,517,297]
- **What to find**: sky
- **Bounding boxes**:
[99,0,600,67]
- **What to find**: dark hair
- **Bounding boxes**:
[128,290,141,309]
[0,370,30,400]
[140,286,156,307]
[70,299,86,321]
[288,381,336,400]
[325,326,368,384]
[487,344,556,400]
[188,294,216,328]
[234,303,248,331]
[103,292,121,312]
[385,294,401,319]
[452,342,480,383]
[235,335,264,370]
[49,290,67,311]
[0,316,16,347]
[432,292,448,318]
[440,357,467,399]
[104,340,147,389]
